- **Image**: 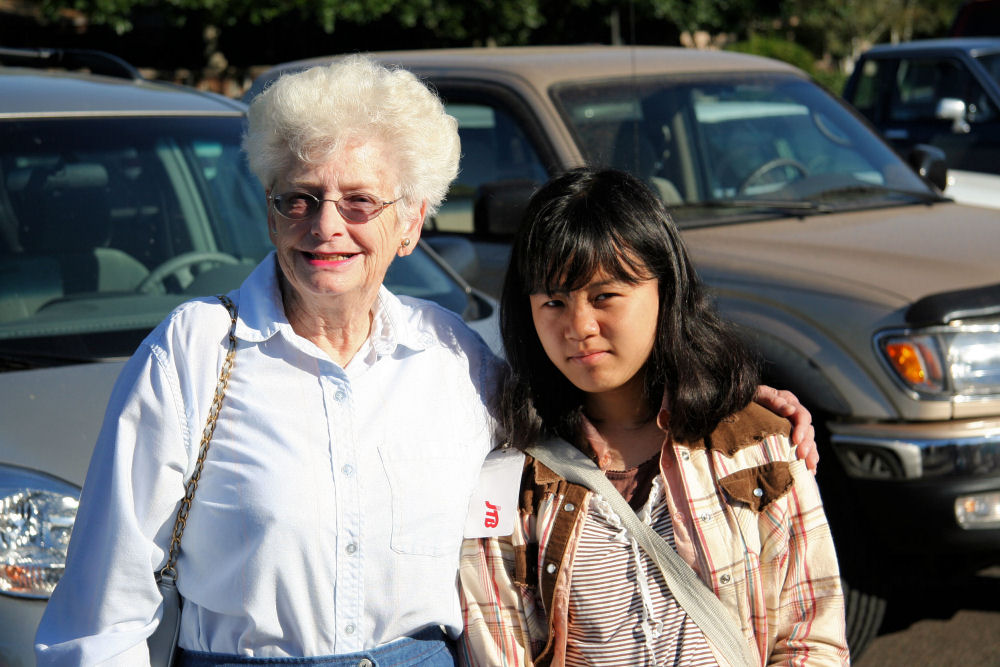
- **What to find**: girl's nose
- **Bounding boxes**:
[566,304,598,339]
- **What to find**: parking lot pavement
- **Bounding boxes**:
[854,566,1000,666]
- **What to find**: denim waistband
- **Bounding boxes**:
[176,627,455,667]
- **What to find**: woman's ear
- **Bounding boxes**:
[397,200,428,257]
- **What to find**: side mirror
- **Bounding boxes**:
[907,143,948,191]
[473,179,539,238]
[935,97,971,134]
[423,236,480,283]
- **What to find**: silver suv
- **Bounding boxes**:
[252,46,1000,657]
[0,47,497,665]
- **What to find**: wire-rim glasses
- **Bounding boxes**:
[269,191,401,223]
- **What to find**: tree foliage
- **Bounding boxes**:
[781,0,958,63]
[30,0,960,70]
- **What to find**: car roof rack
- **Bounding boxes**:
[0,47,143,81]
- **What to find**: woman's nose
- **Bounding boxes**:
[310,200,346,239]
[566,304,598,339]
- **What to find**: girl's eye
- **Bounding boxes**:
[593,292,619,303]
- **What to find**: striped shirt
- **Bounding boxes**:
[565,477,717,666]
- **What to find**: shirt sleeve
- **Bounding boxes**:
[34,339,191,666]
[767,453,851,666]
[457,535,536,667]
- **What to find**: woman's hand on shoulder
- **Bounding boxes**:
[754,385,818,473]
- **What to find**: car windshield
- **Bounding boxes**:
[0,116,470,366]
[552,72,938,227]
[975,51,1000,85]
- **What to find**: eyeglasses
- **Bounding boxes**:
[268,191,401,223]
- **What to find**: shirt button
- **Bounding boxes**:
[753,487,764,497]
[699,511,712,522]
[345,542,358,555]
[564,502,575,512]
[545,563,557,574]
[342,464,354,476]
[345,623,356,635]
[358,660,373,667]
[335,389,347,402]
[720,574,731,584]
[680,450,691,461]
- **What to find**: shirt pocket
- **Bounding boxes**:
[378,446,467,556]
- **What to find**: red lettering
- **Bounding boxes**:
[484,501,499,528]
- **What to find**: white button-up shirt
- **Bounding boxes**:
[35,254,500,664]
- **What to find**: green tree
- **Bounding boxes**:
[784,0,957,67]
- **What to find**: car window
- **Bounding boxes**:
[849,58,884,119]
[553,73,932,226]
[433,102,548,235]
[0,115,475,361]
[890,57,996,123]
[975,52,1000,87]
[0,117,270,337]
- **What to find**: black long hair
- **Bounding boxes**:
[498,167,760,447]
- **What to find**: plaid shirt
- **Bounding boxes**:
[458,403,850,666]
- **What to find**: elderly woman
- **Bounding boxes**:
[35,56,494,666]
[35,58,816,666]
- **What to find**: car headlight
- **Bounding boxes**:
[876,321,1000,399]
[0,465,79,599]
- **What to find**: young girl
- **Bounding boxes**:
[459,168,849,666]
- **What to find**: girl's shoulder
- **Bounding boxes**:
[702,402,792,457]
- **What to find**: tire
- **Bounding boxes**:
[841,573,887,658]
[811,421,889,660]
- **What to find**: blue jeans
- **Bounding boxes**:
[176,628,456,667]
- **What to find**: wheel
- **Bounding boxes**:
[138,252,239,294]
[841,574,887,659]
[737,158,809,194]
[812,423,888,660]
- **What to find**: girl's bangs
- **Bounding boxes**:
[520,215,650,295]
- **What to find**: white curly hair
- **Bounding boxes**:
[243,54,461,220]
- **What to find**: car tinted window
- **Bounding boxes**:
[434,102,547,235]
[850,58,884,118]
[553,73,931,226]
[976,52,1000,86]
[890,57,996,122]
[0,117,270,346]
[0,115,473,360]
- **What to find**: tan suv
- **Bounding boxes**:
[249,46,1000,656]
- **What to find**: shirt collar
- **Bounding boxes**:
[232,252,434,358]
[232,253,287,343]
[370,286,436,357]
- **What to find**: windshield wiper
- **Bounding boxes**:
[671,199,829,215]
[807,184,949,204]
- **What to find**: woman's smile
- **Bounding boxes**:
[302,250,360,265]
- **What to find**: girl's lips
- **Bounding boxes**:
[570,350,608,365]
